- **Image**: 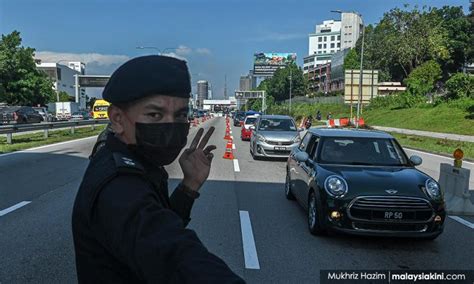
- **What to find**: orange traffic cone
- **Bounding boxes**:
[224,130,232,140]
[223,140,234,159]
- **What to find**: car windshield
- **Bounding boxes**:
[258,118,296,131]
[319,137,409,166]
[245,117,257,124]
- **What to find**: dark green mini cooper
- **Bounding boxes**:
[286,128,445,239]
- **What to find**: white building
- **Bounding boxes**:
[304,12,363,74]
[67,61,86,75]
[36,62,86,101]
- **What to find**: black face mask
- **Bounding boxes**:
[129,122,190,166]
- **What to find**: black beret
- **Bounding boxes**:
[103,55,191,104]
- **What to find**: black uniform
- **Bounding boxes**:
[72,133,244,283]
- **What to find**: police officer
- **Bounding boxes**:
[72,55,244,283]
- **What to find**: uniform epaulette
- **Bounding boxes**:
[112,152,145,173]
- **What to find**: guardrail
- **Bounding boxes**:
[0,119,109,144]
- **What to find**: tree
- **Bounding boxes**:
[432,6,472,77]
[353,6,450,82]
[445,73,474,99]
[58,91,73,102]
[264,63,307,102]
[343,48,359,70]
[404,60,442,97]
[0,31,55,106]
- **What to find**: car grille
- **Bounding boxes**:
[264,150,291,155]
[348,196,434,223]
[266,140,293,145]
[353,222,428,232]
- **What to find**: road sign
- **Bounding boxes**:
[235,91,265,99]
[78,76,110,87]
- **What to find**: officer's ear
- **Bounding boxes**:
[108,105,126,135]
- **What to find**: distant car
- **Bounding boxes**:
[233,111,245,126]
[71,111,92,120]
[250,115,302,159]
[285,128,445,240]
[241,115,259,141]
[0,106,43,124]
[33,107,52,122]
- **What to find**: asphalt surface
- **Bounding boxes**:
[1,117,474,283]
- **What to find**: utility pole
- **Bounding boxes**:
[289,67,292,115]
[356,21,365,129]
[224,74,227,100]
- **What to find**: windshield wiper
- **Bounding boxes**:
[346,162,375,166]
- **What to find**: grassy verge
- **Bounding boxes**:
[0,125,106,154]
[391,132,474,160]
[270,100,473,135]
[364,104,473,135]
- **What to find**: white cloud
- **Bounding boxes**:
[196,48,211,55]
[175,45,192,56]
[35,51,130,67]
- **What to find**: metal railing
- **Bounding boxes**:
[0,120,109,144]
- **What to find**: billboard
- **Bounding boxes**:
[344,70,379,105]
[253,52,297,76]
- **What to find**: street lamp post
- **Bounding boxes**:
[356,24,365,129]
[289,67,292,115]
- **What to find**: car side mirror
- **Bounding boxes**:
[297,127,304,132]
[409,155,422,166]
[295,151,309,163]
[249,125,255,130]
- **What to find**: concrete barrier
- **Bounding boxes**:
[438,163,474,216]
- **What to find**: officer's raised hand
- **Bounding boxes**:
[180,127,216,191]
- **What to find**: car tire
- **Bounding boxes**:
[252,144,260,160]
[285,170,295,200]
[308,190,326,235]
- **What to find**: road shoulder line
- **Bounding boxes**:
[239,210,260,269]
[0,201,31,216]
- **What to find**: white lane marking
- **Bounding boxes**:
[239,211,260,269]
[449,216,474,229]
[0,136,97,158]
[233,159,240,172]
[232,144,236,150]
[404,148,474,165]
[0,201,31,216]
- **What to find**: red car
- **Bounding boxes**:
[241,115,259,141]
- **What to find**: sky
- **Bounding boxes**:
[0,0,470,99]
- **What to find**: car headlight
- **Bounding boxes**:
[425,179,441,200]
[294,135,301,143]
[324,175,348,198]
[257,134,266,142]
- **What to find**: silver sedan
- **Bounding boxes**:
[250,115,302,159]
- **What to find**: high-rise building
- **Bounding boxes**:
[304,12,362,74]
[67,61,86,75]
[196,80,208,109]
[240,76,252,91]
[304,12,363,93]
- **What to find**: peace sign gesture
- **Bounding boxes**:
[179,126,216,191]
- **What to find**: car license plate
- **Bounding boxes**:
[274,146,286,151]
[383,211,403,219]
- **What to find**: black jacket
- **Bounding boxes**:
[72,133,244,283]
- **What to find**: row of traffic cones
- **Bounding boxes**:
[223,116,234,159]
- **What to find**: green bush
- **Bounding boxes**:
[404,60,442,97]
[446,73,474,99]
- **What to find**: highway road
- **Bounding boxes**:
[1,117,473,283]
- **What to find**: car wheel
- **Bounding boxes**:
[285,170,295,200]
[252,145,260,160]
[308,190,326,235]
